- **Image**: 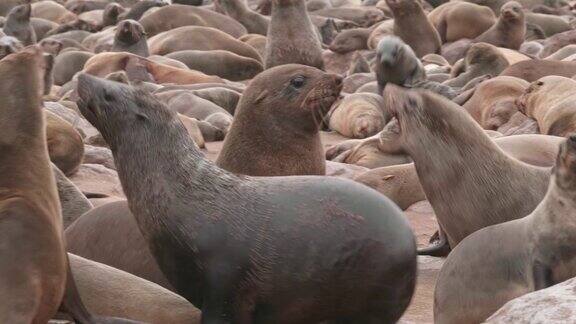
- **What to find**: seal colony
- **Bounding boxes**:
[5,0,576,322]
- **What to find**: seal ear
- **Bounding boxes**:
[253,90,269,104]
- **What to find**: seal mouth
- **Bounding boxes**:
[303,75,344,126]
[76,73,104,126]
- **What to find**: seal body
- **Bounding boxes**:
[217,64,342,176]
[4,4,37,46]
[435,136,576,324]
[474,1,526,50]
[76,73,417,324]
[0,46,66,323]
[264,0,324,69]
[383,84,550,248]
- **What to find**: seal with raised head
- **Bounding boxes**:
[443,42,509,88]
[383,84,550,251]
[111,19,150,57]
[385,0,441,58]
[474,1,526,50]
[0,45,66,323]
[435,136,576,324]
[4,4,36,46]
[217,64,342,176]
[264,0,324,69]
[76,72,417,323]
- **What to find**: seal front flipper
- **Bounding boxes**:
[417,229,451,257]
[532,260,554,290]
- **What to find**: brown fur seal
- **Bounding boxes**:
[31,1,76,24]
[111,19,149,57]
[66,201,173,291]
[525,12,570,37]
[213,0,270,35]
[384,84,550,250]
[31,17,58,40]
[45,110,84,176]
[463,75,528,130]
[69,253,201,324]
[102,2,126,28]
[264,0,324,69]
[239,33,267,58]
[119,0,167,21]
[76,72,417,323]
[517,76,576,137]
[83,52,224,85]
[540,30,576,58]
[39,38,63,56]
[474,1,526,50]
[313,7,385,27]
[166,50,263,81]
[139,4,247,38]
[443,42,509,88]
[329,93,388,139]
[217,64,342,176]
[66,0,110,15]
[500,59,576,82]
[51,164,93,229]
[435,136,576,324]
[385,0,441,57]
[428,2,496,43]
[0,46,66,323]
[328,27,370,54]
[53,50,94,86]
[4,4,36,46]
[148,26,262,62]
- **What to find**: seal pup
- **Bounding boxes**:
[264,0,324,69]
[385,0,441,58]
[4,4,36,46]
[383,84,550,251]
[76,73,417,323]
[0,46,66,323]
[328,28,370,54]
[217,64,342,176]
[214,0,270,35]
[435,136,576,324]
[474,1,526,50]
[111,19,150,57]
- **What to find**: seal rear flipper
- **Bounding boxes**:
[417,230,451,257]
[532,260,554,291]
[60,254,145,324]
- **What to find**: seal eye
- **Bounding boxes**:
[103,92,114,102]
[290,76,306,89]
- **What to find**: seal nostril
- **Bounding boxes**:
[570,134,576,143]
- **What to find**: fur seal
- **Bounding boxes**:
[69,253,201,324]
[329,93,388,139]
[120,0,167,21]
[111,19,149,57]
[434,136,576,324]
[385,0,441,57]
[463,75,528,130]
[213,0,270,35]
[517,76,576,137]
[428,2,496,43]
[76,72,417,323]
[525,12,570,37]
[139,4,247,38]
[384,84,550,250]
[328,27,370,54]
[474,1,526,50]
[4,4,36,46]
[148,26,262,62]
[31,1,76,24]
[313,7,385,27]
[166,50,263,81]
[53,50,94,86]
[102,2,126,28]
[540,30,576,58]
[0,46,66,323]
[500,59,576,82]
[45,110,84,176]
[217,64,342,176]
[52,164,93,229]
[264,0,324,69]
[443,42,509,88]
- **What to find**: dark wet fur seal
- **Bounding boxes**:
[111,20,149,57]
[4,4,36,46]
[217,64,342,176]
[120,0,167,21]
[435,136,576,324]
[76,73,417,324]
[102,3,127,28]
[265,0,324,69]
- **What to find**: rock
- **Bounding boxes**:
[486,277,576,324]
[83,145,116,170]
